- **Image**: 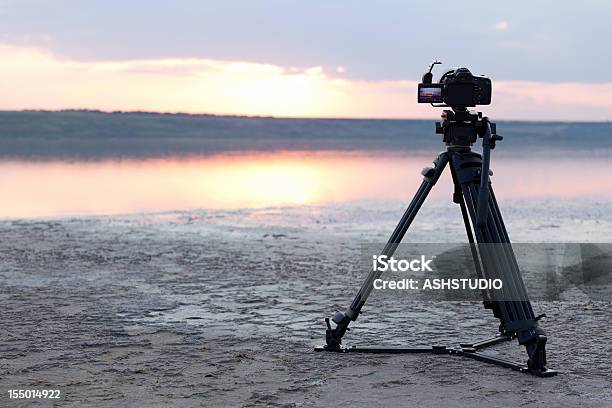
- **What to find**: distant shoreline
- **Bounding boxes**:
[1,110,611,159]
[3,109,612,124]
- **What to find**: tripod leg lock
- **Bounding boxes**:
[421,166,435,178]
[516,325,545,345]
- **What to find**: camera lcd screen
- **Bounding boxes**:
[418,84,443,103]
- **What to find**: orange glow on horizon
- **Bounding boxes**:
[2,43,612,120]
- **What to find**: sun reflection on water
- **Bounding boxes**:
[0,150,609,219]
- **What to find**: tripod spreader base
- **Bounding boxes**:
[315,333,558,377]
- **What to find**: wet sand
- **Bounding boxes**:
[1,200,612,407]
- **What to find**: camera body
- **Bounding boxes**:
[418,67,491,107]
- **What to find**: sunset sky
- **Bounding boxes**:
[1,0,611,121]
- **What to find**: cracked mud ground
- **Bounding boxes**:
[1,200,611,407]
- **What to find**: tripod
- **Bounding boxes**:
[316,108,557,377]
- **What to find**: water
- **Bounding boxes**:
[0,150,610,219]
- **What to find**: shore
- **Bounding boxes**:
[1,200,611,406]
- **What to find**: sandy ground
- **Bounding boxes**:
[1,199,612,407]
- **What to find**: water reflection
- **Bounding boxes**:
[0,150,609,218]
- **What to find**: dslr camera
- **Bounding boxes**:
[417,61,491,107]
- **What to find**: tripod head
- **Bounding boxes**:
[435,107,501,148]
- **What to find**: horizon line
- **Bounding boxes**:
[2,108,611,124]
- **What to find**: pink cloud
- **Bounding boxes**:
[0,43,611,121]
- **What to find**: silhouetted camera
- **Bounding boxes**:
[418,61,491,107]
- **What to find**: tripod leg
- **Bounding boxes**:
[486,189,552,375]
[449,157,497,314]
[324,152,449,349]
[450,150,554,376]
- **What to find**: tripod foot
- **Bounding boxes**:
[518,326,556,376]
[528,367,558,378]
[525,334,556,376]
[314,345,339,352]
[324,317,345,350]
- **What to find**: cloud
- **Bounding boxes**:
[305,66,324,76]
[495,20,510,31]
[0,43,611,121]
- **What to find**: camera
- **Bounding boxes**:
[418,62,491,107]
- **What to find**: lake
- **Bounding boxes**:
[0,149,610,218]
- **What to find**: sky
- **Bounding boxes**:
[1,0,612,121]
